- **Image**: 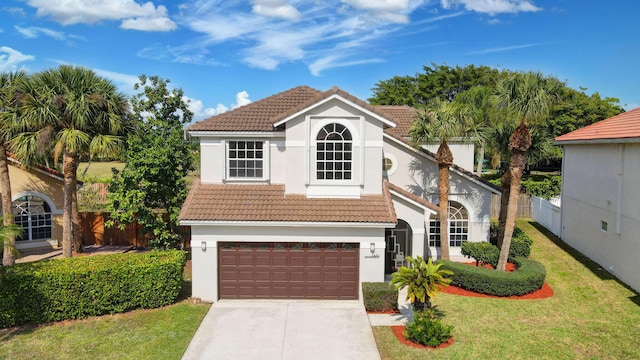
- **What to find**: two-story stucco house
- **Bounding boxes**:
[555,107,640,293]
[179,86,499,302]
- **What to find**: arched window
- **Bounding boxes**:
[428,201,469,247]
[316,123,352,180]
[12,195,53,241]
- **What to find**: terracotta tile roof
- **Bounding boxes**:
[189,86,322,132]
[375,105,417,139]
[179,180,397,224]
[387,181,440,212]
[6,153,82,185]
[555,107,640,143]
[189,86,398,133]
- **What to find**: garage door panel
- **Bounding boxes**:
[219,242,359,300]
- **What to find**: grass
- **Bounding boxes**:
[0,260,210,360]
[373,219,640,359]
[77,161,125,182]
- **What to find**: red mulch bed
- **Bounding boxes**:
[441,262,554,299]
[391,326,454,349]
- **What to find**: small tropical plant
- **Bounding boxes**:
[390,256,453,311]
[404,308,454,347]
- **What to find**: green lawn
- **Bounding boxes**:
[373,219,640,359]
[0,302,209,360]
[77,161,125,182]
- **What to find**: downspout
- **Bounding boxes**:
[616,144,624,234]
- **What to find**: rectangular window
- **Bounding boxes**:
[601,220,608,232]
[228,141,264,179]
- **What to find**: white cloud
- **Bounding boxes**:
[138,45,219,66]
[184,91,252,121]
[24,0,176,31]
[467,42,544,54]
[233,91,251,108]
[441,0,541,15]
[0,46,35,71]
[92,68,140,93]
[341,0,418,23]
[252,0,301,20]
[15,25,85,43]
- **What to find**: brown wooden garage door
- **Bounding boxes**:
[219,242,359,299]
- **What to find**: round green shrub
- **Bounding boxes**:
[440,257,546,296]
[404,308,453,347]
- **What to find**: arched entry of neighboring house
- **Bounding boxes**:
[385,220,412,274]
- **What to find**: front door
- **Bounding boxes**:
[385,220,412,274]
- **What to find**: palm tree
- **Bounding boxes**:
[409,98,475,260]
[390,256,452,311]
[12,65,129,258]
[492,72,559,270]
[0,216,24,261]
[0,70,27,266]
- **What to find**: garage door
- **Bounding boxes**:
[219,242,359,300]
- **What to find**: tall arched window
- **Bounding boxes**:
[12,195,53,241]
[316,123,352,180]
[428,201,469,247]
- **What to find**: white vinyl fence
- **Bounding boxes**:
[531,196,561,237]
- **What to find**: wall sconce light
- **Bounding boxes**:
[201,241,207,251]
[370,242,376,254]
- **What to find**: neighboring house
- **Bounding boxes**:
[555,107,640,293]
[7,155,65,254]
[180,86,499,302]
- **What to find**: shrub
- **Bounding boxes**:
[0,250,185,328]
[440,257,546,296]
[390,256,452,311]
[461,242,499,267]
[362,282,398,312]
[489,223,533,260]
[404,308,453,347]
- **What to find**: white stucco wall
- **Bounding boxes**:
[383,136,492,247]
[422,141,475,173]
[189,225,387,302]
[561,143,640,293]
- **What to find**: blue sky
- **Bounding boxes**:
[1,0,639,122]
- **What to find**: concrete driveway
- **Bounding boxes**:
[182,300,380,360]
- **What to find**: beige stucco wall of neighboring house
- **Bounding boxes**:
[189,224,386,302]
[9,164,64,251]
[383,136,492,251]
[561,143,640,293]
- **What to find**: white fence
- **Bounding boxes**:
[531,196,561,237]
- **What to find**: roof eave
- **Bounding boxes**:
[179,220,395,228]
[555,137,640,145]
[273,93,396,128]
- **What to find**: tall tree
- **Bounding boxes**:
[409,98,475,261]
[492,71,560,270]
[13,65,129,257]
[107,75,195,249]
[0,71,27,266]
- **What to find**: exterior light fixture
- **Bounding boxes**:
[201,241,207,251]
[370,242,376,254]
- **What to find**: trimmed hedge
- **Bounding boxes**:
[440,257,546,296]
[362,282,398,312]
[0,250,186,328]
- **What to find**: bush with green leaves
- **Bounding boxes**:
[362,282,398,312]
[461,242,499,267]
[489,223,533,261]
[390,256,452,311]
[0,250,185,328]
[441,257,546,296]
[404,308,453,347]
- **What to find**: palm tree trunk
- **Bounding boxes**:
[476,143,485,176]
[0,146,16,266]
[62,151,80,258]
[436,141,453,261]
[497,170,511,249]
[497,123,531,271]
[72,184,83,254]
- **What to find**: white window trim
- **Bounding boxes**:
[223,139,270,182]
[309,119,359,185]
[12,193,55,242]
[382,152,398,176]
